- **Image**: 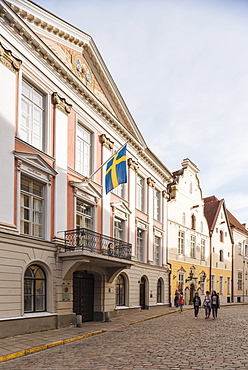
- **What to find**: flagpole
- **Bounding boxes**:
[87,140,129,181]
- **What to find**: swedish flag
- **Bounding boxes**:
[105,145,127,194]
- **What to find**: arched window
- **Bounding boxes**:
[191,214,196,230]
[157,278,163,303]
[219,250,224,262]
[24,265,46,313]
[220,230,224,242]
[116,274,125,306]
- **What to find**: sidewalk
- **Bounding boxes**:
[0,303,243,363]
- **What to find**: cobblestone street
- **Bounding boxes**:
[1,305,247,369]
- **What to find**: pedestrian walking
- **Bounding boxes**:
[193,292,201,318]
[211,290,220,319]
[178,293,184,313]
[203,291,211,319]
[174,290,179,307]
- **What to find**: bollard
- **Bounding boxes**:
[76,314,82,327]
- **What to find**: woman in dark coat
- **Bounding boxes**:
[193,292,201,318]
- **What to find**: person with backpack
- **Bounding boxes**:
[178,293,184,313]
[211,290,220,319]
[203,291,211,319]
[193,292,201,318]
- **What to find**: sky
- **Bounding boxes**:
[35,0,248,225]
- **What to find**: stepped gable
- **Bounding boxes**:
[204,196,223,231]
[227,210,248,236]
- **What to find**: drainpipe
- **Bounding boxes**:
[167,262,172,307]
[209,230,213,292]
[231,241,234,303]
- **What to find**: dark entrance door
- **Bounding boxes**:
[140,277,146,309]
[73,271,94,322]
[190,283,195,304]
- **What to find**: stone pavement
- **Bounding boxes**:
[0,303,247,368]
[0,305,191,363]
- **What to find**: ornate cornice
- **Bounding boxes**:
[162,190,169,199]
[0,42,22,72]
[128,158,139,172]
[147,177,155,188]
[100,134,114,150]
[52,92,72,115]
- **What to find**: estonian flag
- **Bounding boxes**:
[105,145,127,194]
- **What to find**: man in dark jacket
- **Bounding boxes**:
[193,292,201,318]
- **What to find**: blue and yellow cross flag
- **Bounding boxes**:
[105,145,127,194]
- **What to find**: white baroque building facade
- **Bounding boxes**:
[0,0,172,338]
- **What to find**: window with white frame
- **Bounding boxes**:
[113,183,125,198]
[199,273,205,293]
[137,228,145,262]
[154,189,161,221]
[154,236,161,266]
[178,230,185,255]
[136,175,145,212]
[238,272,242,290]
[201,239,205,260]
[21,80,45,151]
[76,199,93,230]
[227,277,231,295]
[238,242,242,255]
[76,124,92,176]
[178,273,184,291]
[211,275,215,291]
[116,274,125,306]
[219,276,224,295]
[245,245,248,257]
[20,175,44,238]
[182,212,186,225]
[114,218,124,240]
[190,235,196,258]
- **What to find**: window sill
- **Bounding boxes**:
[0,312,57,321]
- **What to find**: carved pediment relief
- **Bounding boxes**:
[111,201,132,220]
[38,35,116,116]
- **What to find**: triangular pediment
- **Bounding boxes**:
[70,181,102,203]
[5,0,145,146]
[14,151,57,177]
[110,201,132,215]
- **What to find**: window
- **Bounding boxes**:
[178,273,184,291]
[238,272,242,290]
[189,181,193,194]
[157,279,162,303]
[154,189,161,221]
[200,221,203,233]
[211,275,215,291]
[199,274,205,293]
[219,250,224,262]
[238,242,242,255]
[201,239,205,260]
[24,265,46,312]
[20,175,44,238]
[190,235,196,258]
[137,228,145,262]
[178,230,185,255]
[220,230,224,242]
[76,124,91,176]
[191,214,196,230]
[113,183,125,198]
[245,245,248,257]
[227,277,231,295]
[116,274,125,306]
[136,175,145,212]
[219,276,224,295]
[154,236,161,265]
[114,218,124,240]
[21,80,44,151]
[182,212,186,225]
[76,199,93,230]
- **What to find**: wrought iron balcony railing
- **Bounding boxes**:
[64,228,132,261]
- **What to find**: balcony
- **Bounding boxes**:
[63,228,132,261]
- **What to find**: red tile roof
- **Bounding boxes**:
[227,209,248,236]
[204,196,224,231]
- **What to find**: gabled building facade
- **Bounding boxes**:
[167,159,210,305]
[227,210,248,303]
[0,0,172,338]
[204,196,233,304]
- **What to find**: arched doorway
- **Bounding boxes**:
[140,276,146,309]
[73,271,94,322]
[190,283,195,304]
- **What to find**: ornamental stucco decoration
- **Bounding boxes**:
[0,43,22,72]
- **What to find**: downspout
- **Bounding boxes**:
[209,230,213,292]
[231,241,234,302]
[167,262,172,307]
